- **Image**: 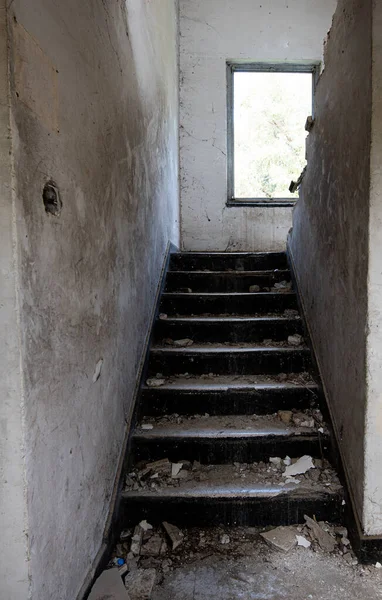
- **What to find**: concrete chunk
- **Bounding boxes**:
[260,526,297,553]
[162,521,184,550]
[131,525,144,556]
[304,515,337,552]
[88,569,131,600]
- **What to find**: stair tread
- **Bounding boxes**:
[158,315,300,322]
[135,414,325,437]
[168,269,290,275]
[143,377,317,391]
[171,252,287,257]
[163,291,296,297]
[122,482,341,499]
[151,345,308,353]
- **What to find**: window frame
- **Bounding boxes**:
[226,61,320,208]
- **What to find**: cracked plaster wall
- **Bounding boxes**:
[289,0,373,533]
[179,0,337,251]
[0,0,179,598]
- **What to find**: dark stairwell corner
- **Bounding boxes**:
[86,251,382,600]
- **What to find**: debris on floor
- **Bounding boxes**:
[260,526,297,553]
[88,568,131,600]
[163,522,184,550]
[91,519,382,600]
[304,515,337,553]
[146,378,166,388]
[283,455,315,477]
[164,338,194,348]
[288,333,304,346]
[272,280,293,292]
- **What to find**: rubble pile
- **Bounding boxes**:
[124,451,340,493]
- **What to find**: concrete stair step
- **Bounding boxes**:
[131,414,329,464]
[160,291,297,316]
[148,346,312,376]
[169,252,288,272]
[165,269,291,293]
[140,376,319,416]
[154,315,303,343]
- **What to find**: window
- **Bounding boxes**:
[226,63,318,207]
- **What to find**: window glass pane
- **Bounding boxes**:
[233,71,312,199]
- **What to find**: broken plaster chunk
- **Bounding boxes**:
[162,521,184,550]
[220,534,230,545]
[278,410,293,425]
[288,334,303,347]
[296,535,311,548]
[88,568,131,600]
[171,463,183,478]
[304,515,337,553]
[260,526,297,553]
[141,534,164,557]
[146,378,166,388]
[274,280,292,290]
[159,313,168,320]
[249,284,260,293]
[269,457,282,466]
[284,476,301,485]
[131,525,144,556]
[173,338,194,348]
[283,456,292,466]
[283,455,315,478]
[141,424,154,431]
[139,520,153,532]
[125,568,157,600]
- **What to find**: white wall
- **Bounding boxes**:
[179,0,337,251]
[365,0,382,536]
[1,1,179,598]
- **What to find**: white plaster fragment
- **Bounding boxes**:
[139,520,153,532]
[141,424,154,430]
[171,463,183,478]
[296,535,311,548]
[283,456,315,477]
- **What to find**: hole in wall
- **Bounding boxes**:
[42,180,62,216]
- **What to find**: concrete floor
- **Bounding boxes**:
[150,528,382,600]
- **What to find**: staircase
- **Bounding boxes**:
[120,252,343,528]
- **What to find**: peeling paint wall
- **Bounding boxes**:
[365,0,382,536]
[2,1,179,598]
[179,0,337,251]
[289,0,371,531]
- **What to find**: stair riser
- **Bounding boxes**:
[154,319,303,344]
[160,293,297,316]
[148,349,312,376]
[119,495,344,528]
[140,387,319,417]
[131,435,329,464]
[165,272,291,293]
[170,253,288,272]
